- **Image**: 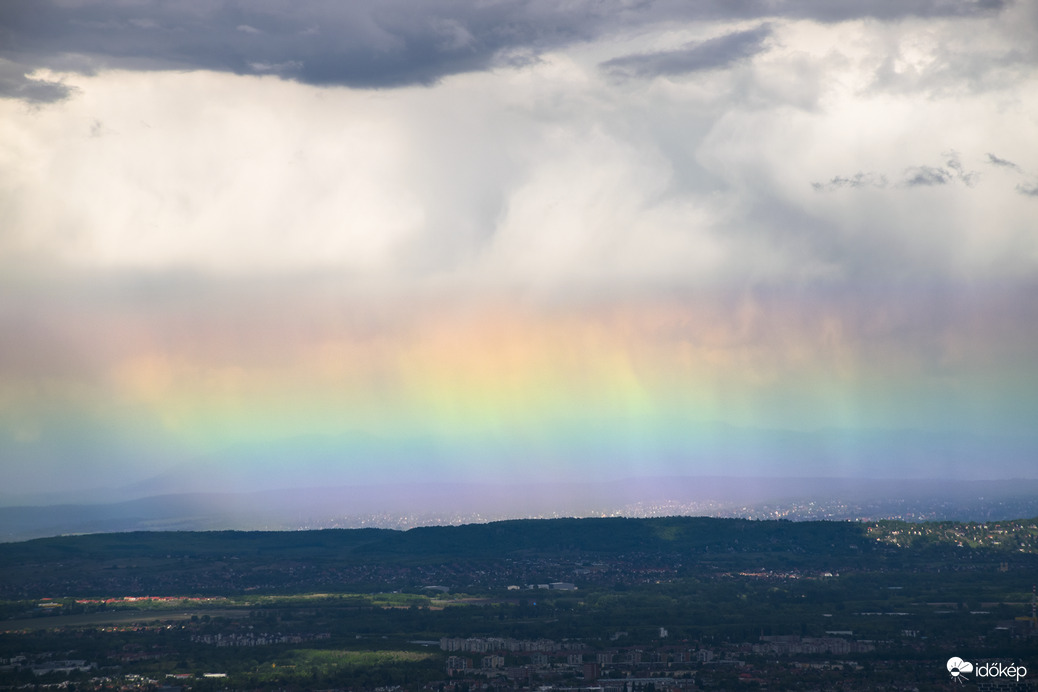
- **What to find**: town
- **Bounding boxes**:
[2,516,1036,690]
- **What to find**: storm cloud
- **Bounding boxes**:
[0,0,1016,99]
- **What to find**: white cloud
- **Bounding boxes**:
[1,12,1035,291]
[0,71,426,273]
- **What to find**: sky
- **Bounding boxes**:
[1,0,1037,502]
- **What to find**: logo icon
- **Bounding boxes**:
[948,657,973,682]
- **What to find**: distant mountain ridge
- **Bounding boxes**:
[1,515,1036,600]
[2,476,1038,543]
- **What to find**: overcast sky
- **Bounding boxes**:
[2,0,1037,500]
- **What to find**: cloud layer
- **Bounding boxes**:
[0,0,1020,101]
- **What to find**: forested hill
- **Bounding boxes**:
[1,516,1036,599]
[0,516,872,563]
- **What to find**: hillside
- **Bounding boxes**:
[2,516,1036,599]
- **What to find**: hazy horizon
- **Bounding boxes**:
[2,1,1037,522]
[4,474,1038,543]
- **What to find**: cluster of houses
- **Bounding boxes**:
[440,636,721,685]
[438,633,886,689]
[190,631,330,647]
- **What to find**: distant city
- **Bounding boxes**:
[280,495,1038,533]
[3,476,1036,542]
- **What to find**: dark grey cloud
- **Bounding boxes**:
[901,166,954,187]
[0,59,75,103]
[987,153,1021,170]
[0,0,1010,99]
[815,155,992,194]
[983,153,1037,197]
[941,150,979,187]
[601,24,772,79]
[0,0,598,95]
[816,163,974,192]
[811,172,888,192]
[901,153,978,188]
